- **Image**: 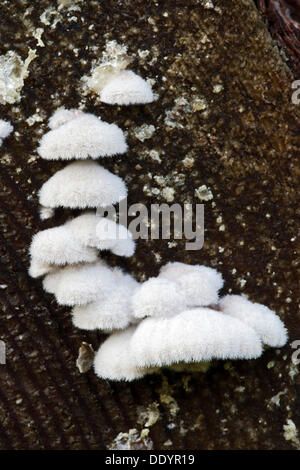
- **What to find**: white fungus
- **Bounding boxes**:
[43,260,121,306]
[31,212,135,263]
[38,111,127,160]
[159,262,224,307]
[219,295,288,348]
[132,277,187,319]
[28,97,289,384]
[48,107,83,130]
[94,308,263,381]
[94,327,147,381]
[131,308,263,369]
[95,217,135,257]
[72,273,139,331]
[39,161,127,216]
[29,225,99,267]
[0,119,13,145]
[100,70,154,106]
[28,258,56,278]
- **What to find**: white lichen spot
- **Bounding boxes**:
[162,187,175,202]
[213,83,224,94]
[1,154,12,165]
[40,7,63,28]
[163,439,173,446]
[201,0,214,8]
[82,40,131,95]
[134,124,155,142]
[26,112,45,126]
[138,49,150,60]
[138,402,160,428]
[153,175,165,186]
[283,419,300,448]
[32,28,45,47]
[182,156,194,168]
[238,278,247,288]
[192,97,208,111]
[164,97,191,129]
[0,49,37,104]
[108,428,153,450]
[158,379,180,418]
[148,149,161,163]
[289,362,299,380]
[195,185,213,201]
[270,388,287,407]
[168,241,177,248]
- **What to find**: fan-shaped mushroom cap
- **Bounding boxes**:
[159,262,224,307]
[61,212,100,247]
[29,225,98,266]
[38,112,127,160]
[131,308,263,369]
[0,119,13,145]
[132,277,187,319]
[95,217,135,257]
[219,295,288,348]
[100,70,154,105]
[32,212,135,263]
[43,261,121,306]
[72,274,139,331]
[28,258,56,278]
[94,327,146,381]
[48,107,83,130]
[39,161,127,214]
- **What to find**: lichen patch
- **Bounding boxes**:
[0,49,37,105]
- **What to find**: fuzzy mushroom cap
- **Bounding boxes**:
[61,212,100,247]
[100,70,154,106]
[38,112,127,160]
[43,261,121,306]
[72,274,139,331]
[33,212,135,260]
[219,295,288,348]
[39,161,127,211]
[130,308,263,369]
[95,217,135,257]
[94,327,146,381]
[29,225,98,266]
[132,277,187,319]
[48,107,84,130]
[28,258,56,278]
[159,262,224,307]
[0,119,13,144]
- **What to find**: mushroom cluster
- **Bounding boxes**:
[94,262,287,381]
[29,67,287,382]
[29,108,136,289]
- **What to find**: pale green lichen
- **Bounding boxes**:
[0,49,37,105]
